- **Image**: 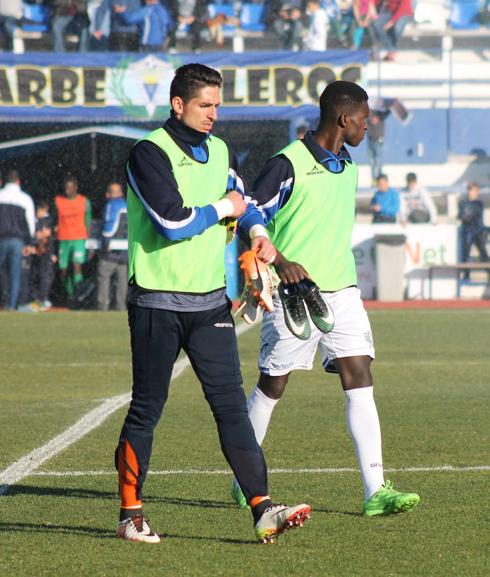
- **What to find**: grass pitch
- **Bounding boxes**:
[0,310,489,577]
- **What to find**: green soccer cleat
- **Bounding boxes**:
[362,480,420,517]
[278,283,311,341]
[301,282,335,333]
[231,478,250,510]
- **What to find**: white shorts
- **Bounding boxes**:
[258,286,375,376]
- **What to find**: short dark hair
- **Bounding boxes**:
[170,63,222,104]
[406,172,417,183]
[319,81,368,123]
[64,175,78,186]
[377,173,388,181]
[37,199,49,210]
[7,169,20,183]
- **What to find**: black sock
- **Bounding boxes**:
[119,507,143,522]
[252,499,273,524]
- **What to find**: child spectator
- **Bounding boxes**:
[304,0,328,51]
[114,0,172,52]
[31,200,57,310]
[458,182,488,277]
[400,172,437,224]
[370,173,400,223]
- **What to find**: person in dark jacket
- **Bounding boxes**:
[0,170,35,310]
[458,182,488,278]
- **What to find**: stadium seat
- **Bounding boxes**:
[21,2,50,33]
[449,0,481,30]
[240,3,266,32]
[207,4,237,33]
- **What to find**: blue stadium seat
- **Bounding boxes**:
[240,3,266,32]
[207,4,237,33]
[449,0,481,29]
[22,2,49,33]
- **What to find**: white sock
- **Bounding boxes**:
[345,386,384,500]
[247,384,279,445]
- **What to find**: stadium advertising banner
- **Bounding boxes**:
[353,224,458,300]
[0,51,367,122]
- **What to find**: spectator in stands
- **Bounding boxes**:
[371,0,413,61]
[55,176,91,305]
[97,182,128,311]
[114,0,172,51]
[0,1,21,51]
[366,104,390,182]
[53,0,90,52]
[0,170,35,310]
[330,0,355,47]
[351,0,376,49]
[31,200,56,311]
[400,172,437,224]
[177,0,208,53]
[164,0,179,52]
[370,173,400,223]
[109,0,141,51]
[268,0,304,51]
[88,0,112,50]
[304,0,328,50]
[458,182,488,277]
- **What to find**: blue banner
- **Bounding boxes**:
[0,51,367,122]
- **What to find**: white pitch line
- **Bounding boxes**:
[0,322,254,496]
[28,465,490,477]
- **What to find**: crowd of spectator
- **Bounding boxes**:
[0,170,128,311]
[0,164,488,309]
[0,0,418,57]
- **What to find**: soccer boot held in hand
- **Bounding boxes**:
[300,281,335,333]
[278,283,311,340]
[236,249,275,324]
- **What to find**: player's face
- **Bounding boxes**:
[173,85,221,133]
[64,181,78,198]
[344,101,369,147]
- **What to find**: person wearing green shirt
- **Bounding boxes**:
[54,176,91,302]
[234,80,420,518]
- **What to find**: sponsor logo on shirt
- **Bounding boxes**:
[214,322,233,328]
[306,164,324,176]
[177,155,193,168]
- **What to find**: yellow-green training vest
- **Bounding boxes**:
[127,128,229,293]
[267,140,358,291]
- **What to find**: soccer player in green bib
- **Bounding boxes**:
[115,63,311,544]
[235,81,420,517]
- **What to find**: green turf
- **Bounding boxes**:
[0,310,489,577]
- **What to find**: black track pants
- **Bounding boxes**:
[118,303,269,503]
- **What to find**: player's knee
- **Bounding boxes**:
[258,373,289,400]
[338,357,373,390]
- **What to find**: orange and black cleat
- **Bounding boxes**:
[235,249,275,324]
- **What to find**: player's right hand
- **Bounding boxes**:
[225,190,247,218]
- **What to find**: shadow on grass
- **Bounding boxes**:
[0,521,256,545]
[3,485,236,510]
[314,507,362,517]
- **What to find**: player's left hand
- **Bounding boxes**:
[273,252,310,284]
[251,236,276,265]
